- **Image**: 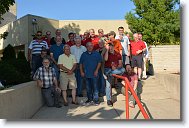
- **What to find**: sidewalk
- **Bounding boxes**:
[32,75,180,120]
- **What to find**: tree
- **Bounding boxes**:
[0,0,15,23]
[125,0,180,45]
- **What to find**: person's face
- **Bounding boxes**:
[83,32,89,39]
[36,32,42,40]
[133,34,139,41]
[98,41,104,48]
[64,46,70,55]
[75,38,81,46]
[108,34,114,40]
[138,34,142,40]
[89,29,95,37]
[109,45,114,53]
[87,43,94,52]
[126,65,132,74]
[46,32,51,37]
[41,50,47,56]
[43,59,50,68]
[56,36,62,44]
[56,30,61,36]
[118,28,124,35]
[69,34,74,41]
[98,30,104,37]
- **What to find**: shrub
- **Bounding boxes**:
[2,44,16,61]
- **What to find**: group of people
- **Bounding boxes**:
[28,26,149,108]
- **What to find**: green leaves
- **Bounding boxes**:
[125,0,180,45]
[0,0,15,23]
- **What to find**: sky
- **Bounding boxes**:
[15,0,135,20]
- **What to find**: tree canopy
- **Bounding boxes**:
[0,0,15,23]
[125,0,180,45]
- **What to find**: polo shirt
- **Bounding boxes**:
[28,40,48,55]
[104,51,122,68]
[130,40,146,55]
[81,38,91,47]
[58,54,76,71]
[70,45,87,63]
[90,36,100,50]
[66,41,75,47]
[115,35,130,55]
[80,51,102,78]
[50,43,64,62]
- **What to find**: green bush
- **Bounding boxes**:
[2,44,16,61]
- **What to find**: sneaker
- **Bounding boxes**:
[64,102,68,106]
[55,104,62,108]
[107,100,113,107]
[94,101,100,106]
[84,99,91,105]
[72,101,79,105]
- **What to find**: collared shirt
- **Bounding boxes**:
[80,51,102,78]
[115,35,130,55]
[58,54,77,71]
[104,51,122,68]
[66,41,75,47]
[33,66,56,88]
[70,45,87,63]
[143,41,149,58]
[28,40,48,55]
[50,43,64,62]
[130,40,146,55]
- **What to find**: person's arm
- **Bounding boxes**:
[104,45,109,61]
[94,62,101,77]
[28,48,32,62]
[50,53,57,65]
[68,63,77,75]
[127,44,130,56]
[117,60,123,68]
[80,64,85,77]
[59,64,70,72]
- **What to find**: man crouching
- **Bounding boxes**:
[33,57,62,108]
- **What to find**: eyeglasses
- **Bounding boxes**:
[37,34,42,36]
[46,33,51,35]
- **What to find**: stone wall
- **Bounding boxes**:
[148,45,180,73]
[0,81,43,119]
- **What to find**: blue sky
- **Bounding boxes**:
[15,0,135,20]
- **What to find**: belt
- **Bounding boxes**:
[32,54,41,56]
[41,87,50,89]
[61,71,68,73]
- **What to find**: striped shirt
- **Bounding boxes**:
[33,66,56,88]
[28,40,48,55]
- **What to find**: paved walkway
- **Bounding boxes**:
[32,75,180,120]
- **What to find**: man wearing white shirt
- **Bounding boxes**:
[115,26,131,66]
[70,36,87,97]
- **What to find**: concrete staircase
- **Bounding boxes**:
[32,75,180,120]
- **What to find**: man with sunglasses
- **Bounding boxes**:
[28,31,49,77]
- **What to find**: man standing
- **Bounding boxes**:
[130,33,146,80]
[80,42,102,105]
[70,36,87,97]
[33,57,62,108]
[89,29,100,50]
[28,31,48,77]
[58,45,78,106]
[115,27,130,66]
[138,33,149,80]
[66,32,75,47]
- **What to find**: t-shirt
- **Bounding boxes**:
[70,45,87,63]
[122,73,138,88]
[50,43,64,62]
[113,39,122,54]
[28,40,48,55]
[104,51,122,68]
[130,40,146,55]
[66,41,75,47]
[81,38,91,47]
[58,54,76,71]
[80,51,102,78]
[90,36,100,50]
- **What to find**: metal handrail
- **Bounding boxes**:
[112,74,150,119]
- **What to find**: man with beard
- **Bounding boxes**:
[121,64,138,108]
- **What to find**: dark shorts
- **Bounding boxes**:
[131,54,143,68]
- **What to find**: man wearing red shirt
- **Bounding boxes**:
[66,32,75,47]
[89,29,100,50]
[81,31,91,47]
[130,33,146,80]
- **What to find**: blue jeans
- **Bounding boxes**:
[104,67,125,101]
[75,65,83,95]
[85,77,99,102]
[98,70,105,95]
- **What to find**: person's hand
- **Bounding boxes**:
[119,35,123,40]
[37,80,43,88]
[127,52,130,57]
[105,44,110,50]
[136,50,142,54]
[67,70,73,75]
[55,87,61,93]
[94,70,98,77]
[81,72,85,77]
[121,81,125,86]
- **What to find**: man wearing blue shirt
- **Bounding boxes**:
[80,42,102,105]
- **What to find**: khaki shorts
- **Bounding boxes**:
[59,72,77,90]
